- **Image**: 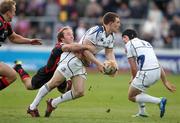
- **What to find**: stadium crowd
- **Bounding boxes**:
[8,0,180,48]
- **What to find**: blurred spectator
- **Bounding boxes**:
[75,20,86,41]
[66,0,77,21]
[59,6,68,22]
[15,0,28,16]
[141,2,163,45]
[85,0,103,17]
[26,0,45,16]
[173,0,180,10]
[100,0,119,14]
[114,32,124,48]
[28,22,39,38]
[129,0,148,19]
[9,0,180,48]
[169,14,180,49]
[141,17,156,44]
[160,17,171,48]
[74,0,88,17]
[153,0,170,16]
[45,0,60,17]
[166,1,177,20]
[42,26,53,41]
[14,14,30,37]
[116,2,131,19]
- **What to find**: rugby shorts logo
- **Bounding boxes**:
[61,67,66,72]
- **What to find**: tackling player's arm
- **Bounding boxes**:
[160,65,176,92]
[61,43,93,52]
[8,32,42,45]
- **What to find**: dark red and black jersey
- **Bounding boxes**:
[0,14,13,43]
[31,42,64,89]
[38,42,64,74]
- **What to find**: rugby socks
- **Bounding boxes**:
[138,102,146,114]
[51,90,74,107]
[14,64,29,80]
[0,77,9,90]
[135,93,161,104]
[30,84,50,110]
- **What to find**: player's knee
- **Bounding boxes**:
[8,72,17,83]
[74,90,85,97]
[47,80,60,90]
[25,85,33,90]
[128,95,135,102]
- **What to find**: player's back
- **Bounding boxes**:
[42,42,63,73]
[130,38,159,70]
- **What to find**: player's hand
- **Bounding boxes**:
[30,39,42,45]
[165,81,176,92]
[97,63,105,73]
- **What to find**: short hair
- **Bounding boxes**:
[0,0,16,14]
[102,12,119,25]
[57,26,72,42]
[122,29,137,40]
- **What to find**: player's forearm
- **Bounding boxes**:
[105,49,115,60]
[76,44,93,52]
[83,50,101,66]
[160,67,168,84]
[70,44,84,52]
[62,44,91,52]
[131,68,137,78]
[105,49,118,67]
[9,33,31,44]
[128,58,138,78]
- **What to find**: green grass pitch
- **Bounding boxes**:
[0,72,179,123]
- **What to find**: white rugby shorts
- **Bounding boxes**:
[57,52,87,79]
[131,68,161,92]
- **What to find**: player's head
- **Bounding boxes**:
[57,26,74,44]
[122,29,137,43]
[102,12,120,33]
[0,0,16,22]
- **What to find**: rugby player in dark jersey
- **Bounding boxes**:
[14,27,72,93]
[14,26,93,94]
[0,0,41,91]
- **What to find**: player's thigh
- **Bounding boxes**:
[128,85,142,98]
[47,70,66,89]
[0,62,16,81]
[71,75,86,94]
[31,71,50,89]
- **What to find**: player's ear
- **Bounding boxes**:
[108,21,114,26]
[123,35,129,43]
[60,37,65,42]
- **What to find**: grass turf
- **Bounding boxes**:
[0,72,179,123]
